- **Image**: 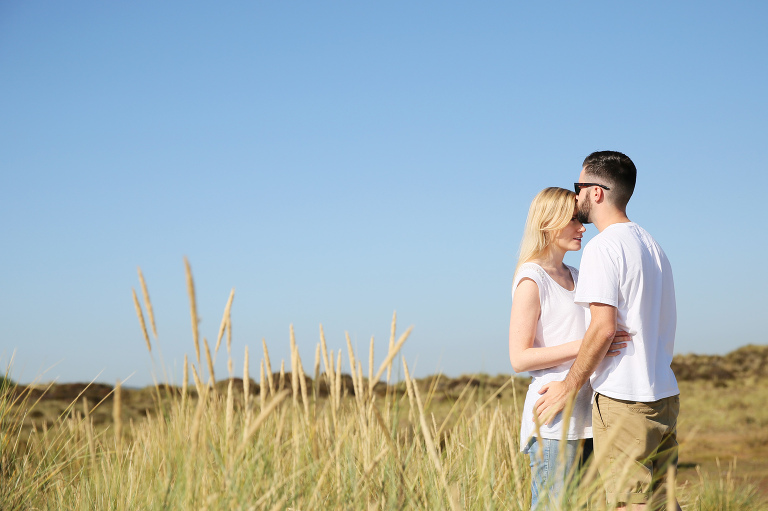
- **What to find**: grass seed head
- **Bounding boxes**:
[132,288,151,352]
[203,337,215,385]
[262,338,274,396]
[137,266,158,339]
[184,257,200,364]
[215,288,235,354]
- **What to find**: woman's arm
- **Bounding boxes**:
[508,279,631,373]
[508,278,581,373]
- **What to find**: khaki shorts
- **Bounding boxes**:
[592,393,679,506]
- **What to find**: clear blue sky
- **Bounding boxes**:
[2,1,766,386]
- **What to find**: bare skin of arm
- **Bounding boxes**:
[509,281,629,374]
[533,302,618,425]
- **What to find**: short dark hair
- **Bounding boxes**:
[582,151,636,209]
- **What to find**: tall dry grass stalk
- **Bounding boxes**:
[296,349,309,418]
[227,314,232,352]
[226,315,233,376]
[203,337,215,385]
[373,326,412,386]
[215,288,235,354]
[259,359,266,411]
[225,379,234,450]
[387,312,397,382]
[345,333,361,409]
[334,350,342,410]
[137,266,157,339]
[132,288,151,352]
[326,347,335,396]
[262,338,275,397]
[82,398,96,469]
[182,355,189,409]
[667,465,677,511]
[319,325,331,390]
[290,325,299,407]
[313,344,321,403]
[368,336,375,399]
[184,257,200,364]
[243,346,250,406]
[191,364,203,397]
[113,379,122,453]
[356,360,364,410]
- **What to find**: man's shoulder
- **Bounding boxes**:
[592,222,653,249]
[596,222,671,267]
[612,221,657,239]
[582,223,640,263]
[620,222,667,254]
[584,228,620,253]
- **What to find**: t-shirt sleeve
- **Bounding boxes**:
[512,267,543,301]
[574,240,619,308]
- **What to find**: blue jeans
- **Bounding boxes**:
[527,437,593,510]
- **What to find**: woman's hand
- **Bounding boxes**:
[604,331,631,358]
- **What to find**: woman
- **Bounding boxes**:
[508,187,628,509]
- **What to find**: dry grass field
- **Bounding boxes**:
[3,344,767,510]
[2,266,766,509]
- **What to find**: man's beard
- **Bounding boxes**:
[577,196,592,224]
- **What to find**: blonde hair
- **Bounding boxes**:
[515,187,577,275]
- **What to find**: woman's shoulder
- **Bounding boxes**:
[513,263,549,295]
[516,262,548,282]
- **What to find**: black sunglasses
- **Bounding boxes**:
[574,182,610,194]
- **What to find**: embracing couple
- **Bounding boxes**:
[509,151,680,510]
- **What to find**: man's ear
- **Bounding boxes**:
[593,187,606,204]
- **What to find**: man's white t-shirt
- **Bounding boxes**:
[513,263,593,450]
[575,222,679,402]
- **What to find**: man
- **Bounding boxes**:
[534,151,680,510]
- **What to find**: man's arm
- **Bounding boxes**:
[533,302,618,425]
